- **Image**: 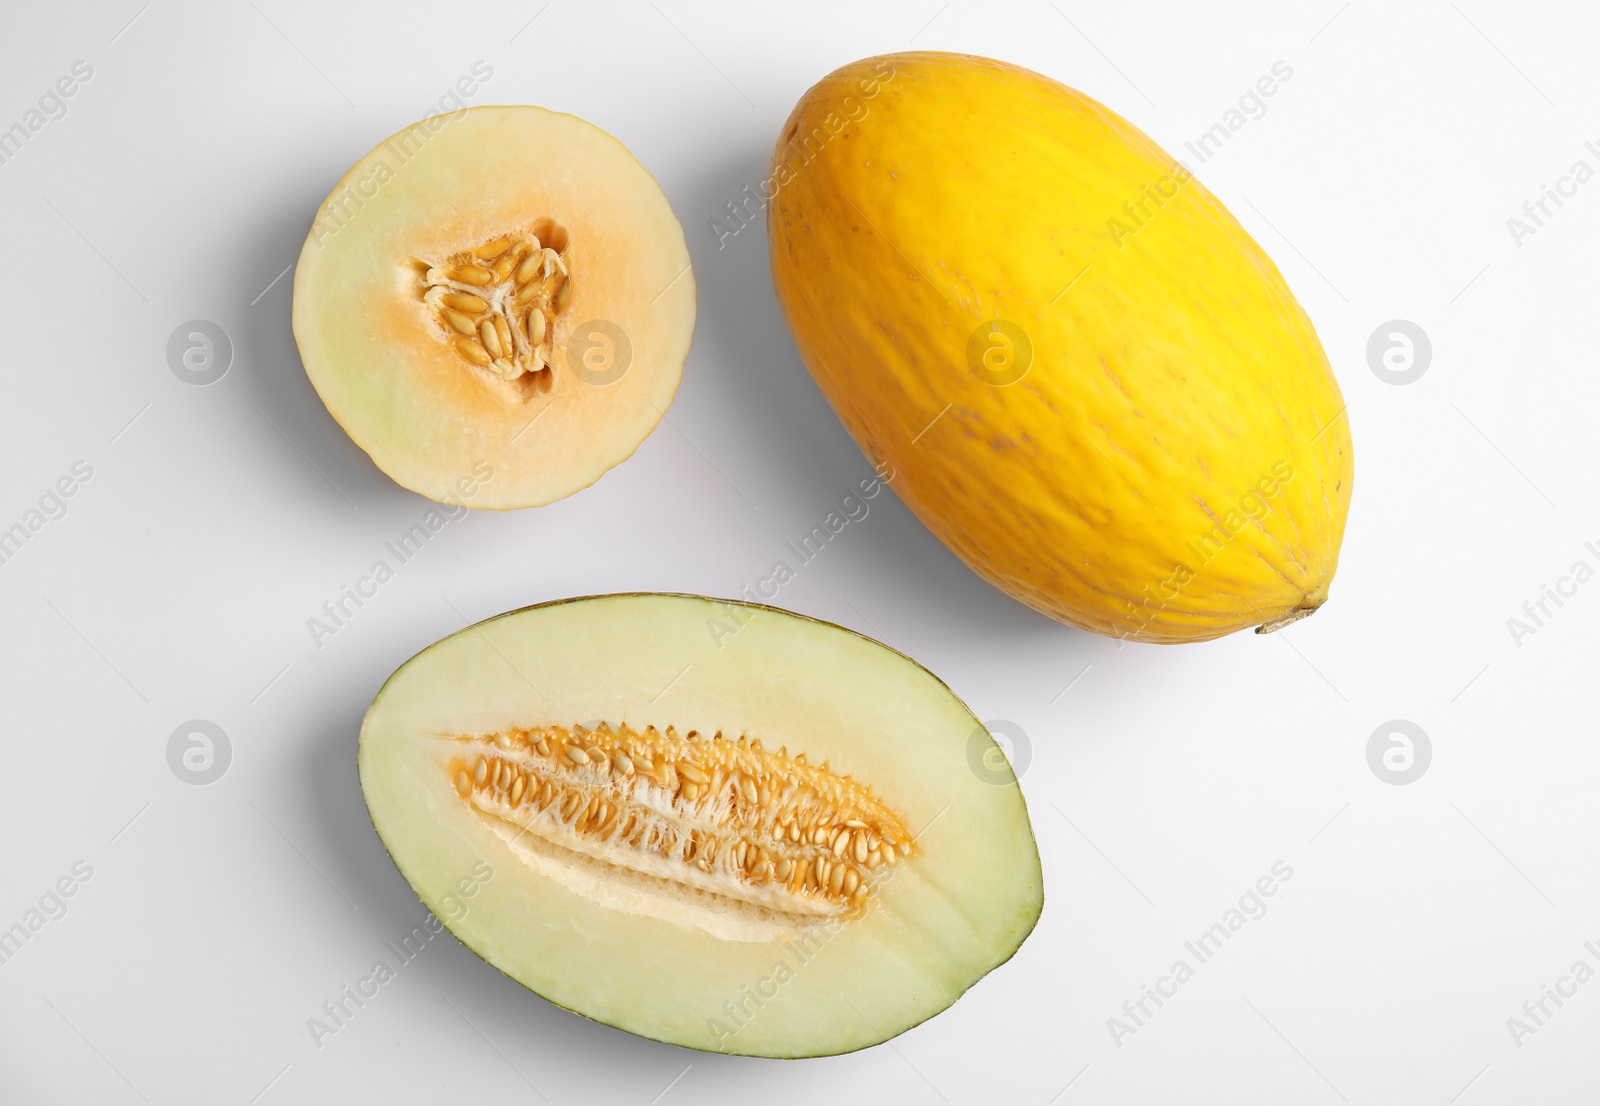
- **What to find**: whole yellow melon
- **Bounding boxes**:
[767,53,1352,643]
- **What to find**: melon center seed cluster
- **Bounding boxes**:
[419,227,572,397]
[447,722,914,917]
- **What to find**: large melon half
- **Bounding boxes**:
[358,594,1043,1057]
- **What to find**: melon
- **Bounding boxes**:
[293,106,695,509]
[768,53,1354,642]
[358,593,1042,1057]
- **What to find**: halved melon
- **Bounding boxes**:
[358,594,1042,1057]
[292,106,695,509]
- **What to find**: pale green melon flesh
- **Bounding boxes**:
[358,594,1043,1057]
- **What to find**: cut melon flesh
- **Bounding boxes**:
[292,106,694,509]
[358,594,1042,1057]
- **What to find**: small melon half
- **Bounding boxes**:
[292,106,695,509]
[358,594,1043,1057]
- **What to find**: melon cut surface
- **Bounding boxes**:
[293,106,694,509]
[358,594,1042,1057]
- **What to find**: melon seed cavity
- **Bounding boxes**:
[443,723,913,938]
[419,223,571,399]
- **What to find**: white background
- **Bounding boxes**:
[2,1,1596,1102]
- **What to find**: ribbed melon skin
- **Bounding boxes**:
[769,53,1353,642]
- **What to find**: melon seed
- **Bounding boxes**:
[479,318,503,359]
[452,337,490,366]
[442,292,487,314]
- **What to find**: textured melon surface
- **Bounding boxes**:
[359,594,1042,1057]
[293,106,694,509]
[768,53,1351,641]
